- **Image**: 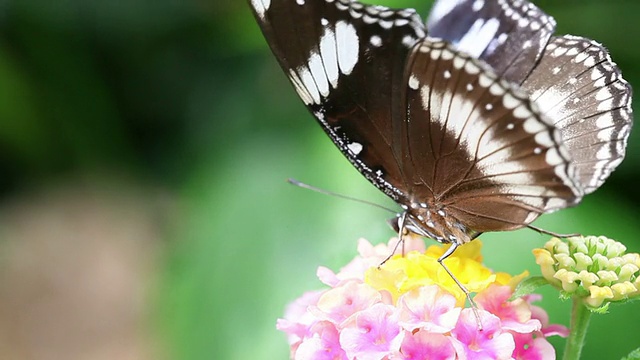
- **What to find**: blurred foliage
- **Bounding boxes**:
[0,0,638,359]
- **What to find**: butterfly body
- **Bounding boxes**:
[250,0,632,248]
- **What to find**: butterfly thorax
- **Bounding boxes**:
[401,201,476,246]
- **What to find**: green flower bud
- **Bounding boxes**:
[534,235,640,310]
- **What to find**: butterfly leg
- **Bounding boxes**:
[527,224,580,238]
[437,242,483,331]
[379,212,408,267]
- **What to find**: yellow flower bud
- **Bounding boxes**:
[610,281,637,301]
[533,236,640,309]
[585,285,613,308]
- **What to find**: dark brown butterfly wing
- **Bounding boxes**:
[521,35,633,195]
[427,0,556,84]
[399,39,582,232]
[249,0,426,201]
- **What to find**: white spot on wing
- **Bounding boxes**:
[288,69,313,105]
[408,74,419,90]
[348,142,363,155]
[428,0,466,24]
[299,67,321,104]
[523,118,546,134]
[319,27,339,88]
[395,18,409,27]
[335,21,359,75]
[250,0,271,19]
[456,18,500,58]
[545,147,563,166]
[370,35,382,47]
[308,52,330,97]
[502,93,520,109]
[402,35,416,47]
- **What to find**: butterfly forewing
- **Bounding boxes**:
[521,35,633,195]
[426,0,556,84]
[249,0,427,200]
[400,39,582,232]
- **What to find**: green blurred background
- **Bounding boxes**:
[0,0,638,359]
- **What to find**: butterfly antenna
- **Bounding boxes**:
[287,178,397,214]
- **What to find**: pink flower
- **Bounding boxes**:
[512,332,556,360]
[294,321,348,360]
[277,290,324,355]
[277,238,568,360]
[475,285,541,333]
[528,297,569,338]
[450,308,515,360]
[400,330,456,360]
[397,285,461,333]
[340,303,404,360]
[313,280,382,325]
[318,237,426,287]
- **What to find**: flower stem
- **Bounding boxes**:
[562,297,592,360]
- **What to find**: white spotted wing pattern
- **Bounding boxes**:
[249,0,632,246]
[250,0,427,201]
[521,36,632,195]
[399,40,579,241]
[427,0,556,84]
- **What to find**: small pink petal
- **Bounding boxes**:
[524,294,543,303]
[294,321,348,360]
[282,290,324,323]
[277,290,324,349]
[512,332,556,360]
[451,309,515,360]
[322,239,392,285]
[541,324,569,338]
[340,303,404,360]
[386,234,426,254]
[475,285,541,333]
[398,285,461,333]
[530,305,569,338]
[400,330,456,360]
[529,305,549,326]
[317,266,341,287]
[313,280,382,325]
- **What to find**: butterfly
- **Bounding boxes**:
[249,0,632,297]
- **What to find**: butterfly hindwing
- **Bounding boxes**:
[400,39,582,231]
[521,35,633,195]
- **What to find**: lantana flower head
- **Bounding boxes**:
[533,235,640,308]
[278,237,567,360]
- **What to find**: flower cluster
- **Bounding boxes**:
[278,237,567,360]
[533,235,640,308]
